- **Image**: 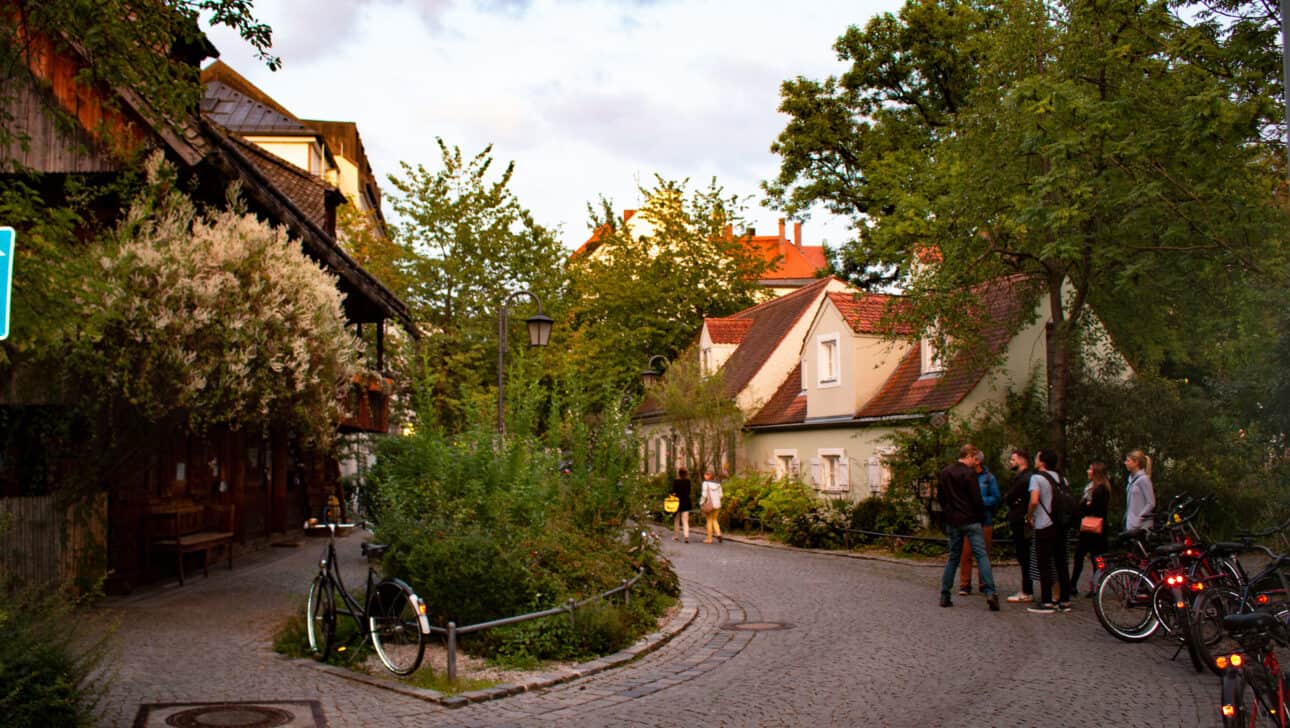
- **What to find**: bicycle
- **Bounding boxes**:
[304,520,430,676]
[1216,556,1290,727]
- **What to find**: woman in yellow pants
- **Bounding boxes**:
[700,470,723,544]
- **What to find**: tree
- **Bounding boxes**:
[647,347,744,476]
[385,139,568,425]
[766,0,1288,455]
[565,176,775,393]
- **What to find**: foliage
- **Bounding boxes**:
[0,0,276,158]
[84,155,358,445]
[564,176,775,394]
[646,346,744,476]
[0,581,106,728]
[766,0,1289,452]
[385,139,568,427]
[718,473,816,537]
[366,375,677,663]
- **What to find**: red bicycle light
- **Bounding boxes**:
[1175,600,1186,609]
[1222,705,1236,718]
[1190,582,1205,592]
[1257,594,1270,605]
[1094,556,1105,569]
[1216,656,1229,669]
[1183,548,1199,558]
[1231,654,1244,667]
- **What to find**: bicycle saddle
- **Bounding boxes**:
[1208,542,1249,557]
[1153,542,1187,556]
[1223,611,1280,634]
[361,543,390,558]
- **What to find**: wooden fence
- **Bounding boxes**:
[0,494,107,588]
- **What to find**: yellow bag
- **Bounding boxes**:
[663,494,680,514]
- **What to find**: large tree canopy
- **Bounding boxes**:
[766,0,1288,451]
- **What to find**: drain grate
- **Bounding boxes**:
[133,701,325,728]
[720,621,793,632]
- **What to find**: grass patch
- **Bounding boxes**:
[404,670,498,695]
[272,606,372,668]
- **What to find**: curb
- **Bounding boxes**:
[295,593,700,708]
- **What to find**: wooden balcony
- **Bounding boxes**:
[338,374,392,434]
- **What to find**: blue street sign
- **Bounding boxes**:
[0,227,12,340]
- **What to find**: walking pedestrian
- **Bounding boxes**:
[671,467,693,543]
[1124,449,1156,531]
[959,452,1001,595]
[938,444,1000,611]
[1004,449,1035,604]
[700,470,723,544]
[1070,460,1111,596]
[1027,449,1073,613]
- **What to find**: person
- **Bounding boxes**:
[1070,460,1111,596]
[700,470,723,544]
[1026,449,1072,613]
[671,467,693,543]
[959,451,1001,595]
[1003,450,1035,603]
[938,444,1000,611]
[1124,449,1156,531]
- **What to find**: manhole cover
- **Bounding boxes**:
[165,705,293,728]
[721,621,793,631]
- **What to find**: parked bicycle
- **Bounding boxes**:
[304,520,430,676]
[1215,554,1290,726]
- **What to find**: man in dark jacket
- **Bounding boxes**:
[938,444,999,610]
[1003,449,1035,603]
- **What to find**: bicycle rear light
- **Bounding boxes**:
[1222,704,1236,718]
[1094,556,1105,570]
[1216,656,1229,669]
[1189,581,1205,592]
[1183,548,1199,558]
[1258,594,1271,605]
[1166,572,1185,586]
[1231,653,1244,667]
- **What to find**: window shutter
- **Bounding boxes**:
[791,456,800,477]
[810,458,821,485]
[838,458,850,489]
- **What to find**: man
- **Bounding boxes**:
[959,452,1001,595]
[938,444,1000,611]
[1026,449,1073,613]
[1003,450,1035,603]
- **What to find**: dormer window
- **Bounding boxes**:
[800,358,807,392]
[702,347,713,375]
[817,334,839,386]
[920,335,946,377]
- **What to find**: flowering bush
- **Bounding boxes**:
[88,155,358,444]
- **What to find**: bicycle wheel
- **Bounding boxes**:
[1223,665,1280,727]
[1095,567,1159,642]
[306,574,335,658]
[1191,588,1244,677]
[368,580,425,676]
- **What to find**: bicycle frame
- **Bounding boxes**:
[317,536,381,640]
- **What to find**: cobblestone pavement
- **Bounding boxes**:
[94,531,1223,727]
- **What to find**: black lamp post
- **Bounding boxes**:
[641,355,668,389]
[498,290,553,434]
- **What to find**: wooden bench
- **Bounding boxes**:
[148,502,235,585]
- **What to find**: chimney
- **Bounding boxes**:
[778,218,786,241]
[794,222,802,248]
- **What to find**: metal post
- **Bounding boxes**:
[446,621,457,683]
[622,578,630,606]
[566,598,576,628]
[496,290,548,435]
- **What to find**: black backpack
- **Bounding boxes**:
[1036,471,1078,530]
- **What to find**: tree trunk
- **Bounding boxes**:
[1044,274,1070,465]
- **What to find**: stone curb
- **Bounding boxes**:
[294,594,700,708]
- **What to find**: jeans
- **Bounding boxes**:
[960,524,994,588]
[941,522,996,597]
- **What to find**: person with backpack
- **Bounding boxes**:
[1025,449,1074,613]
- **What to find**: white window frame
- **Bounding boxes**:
[816,448,848,492]
[817,333,840,387]
[773,448,799,480]
[702,346,713,375]
[920,335,946,377]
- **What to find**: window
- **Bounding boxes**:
[813,448,849,491]
[867,454,893,495]
[818,334,840,386]
[773,449,799,479]
[800,358,807,392]
[702,347,713,375]
[921,334,946,376]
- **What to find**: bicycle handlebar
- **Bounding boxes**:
[1236,514,1290,542]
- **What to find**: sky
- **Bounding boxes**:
[203,0,905,252]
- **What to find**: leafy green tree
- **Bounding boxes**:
[565,176,774,393]
[646,346,743,476]
[385,139,568,425]
[766,0,1288,455]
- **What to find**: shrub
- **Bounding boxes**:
[0,584,103,727]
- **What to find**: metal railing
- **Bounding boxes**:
[427,567,646,682]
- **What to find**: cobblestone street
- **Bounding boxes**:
[96,531,1221,727]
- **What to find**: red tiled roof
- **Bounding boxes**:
[748,363,807,427]
[705,318,754,345]
[856,275,1034,419]
[226,134,339,234]
[749,236,827,280]
[827,291,913,335]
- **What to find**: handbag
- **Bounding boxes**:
[700,496,715,515]
[1080,515,1104,534]
[663,494,680,514]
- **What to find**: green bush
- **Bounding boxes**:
[0,584,103,728]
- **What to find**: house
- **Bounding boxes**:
[574,209,829,297]
[0,20,410,589]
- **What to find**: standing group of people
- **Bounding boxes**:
[669,468,725,544]
[941,444,1157,613]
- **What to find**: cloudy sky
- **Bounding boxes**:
[204,0,904,251]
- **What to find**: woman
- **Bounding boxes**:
[1070,460,1111,596]
[700,469,723,544]
[1124,449,1156,532]
[671,468,693,543]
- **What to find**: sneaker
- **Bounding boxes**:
[986,594,1000,612]
[1027,603,1058,614]
[1006,592,1034,603]
[940,595,953,608]
[958,587,971,596]
[1057,602,1073,612]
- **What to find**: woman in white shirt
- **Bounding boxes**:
[700,470,723,544]
[1124,450,1156,531]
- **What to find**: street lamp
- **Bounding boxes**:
[498,290,553,434]
[641,355,668,389]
